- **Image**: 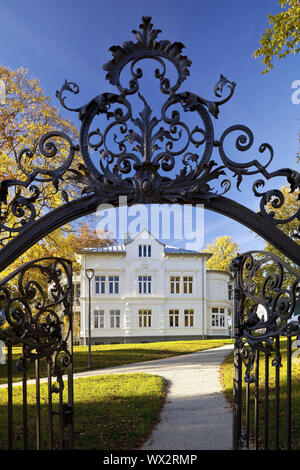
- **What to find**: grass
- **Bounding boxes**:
[0,373,167,450]
[0,338,233,384]
[220,337,300,450]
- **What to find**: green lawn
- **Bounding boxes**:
[0,373,166,450]
[0,338,233,384]
[220,337,300,450]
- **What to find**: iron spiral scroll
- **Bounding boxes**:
[0,16,299,244]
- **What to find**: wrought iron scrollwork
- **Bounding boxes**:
[54,18,239,203]
[0,16,299,243]
[231,250,300,381]
[0,257,72,379]
[0,132,78,237]
[45,16,300,215]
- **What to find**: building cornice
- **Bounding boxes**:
[164,253,212,259]
[206,269,232,277]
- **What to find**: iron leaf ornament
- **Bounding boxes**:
[103,16,192,95]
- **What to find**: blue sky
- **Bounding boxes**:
[0,0,299,252]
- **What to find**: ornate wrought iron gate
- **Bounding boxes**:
[0,258,74,450]
[0,17,299,450]
[231,251,300,450]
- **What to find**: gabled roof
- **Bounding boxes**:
[124,229,165,246]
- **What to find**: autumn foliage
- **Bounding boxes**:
[254,0,300,74]
[0,65,114,277]
[204,235,239,272]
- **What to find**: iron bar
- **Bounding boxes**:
[67,280,74,450]
[47,360,53,450]
[85,268,94,369]
[233,344,242,449]
[254,349,260,450]
[264,350,269,450]
[22,346,28,450]
[287,337,292,450]
[275,337,280,450]
[35,358,41,450]
[245,381,250,449]
[59,384,64,449]
[7,342,13,450]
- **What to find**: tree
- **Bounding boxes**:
[204,235,239,272]
[73,223,116,252]
[253,0,300,74]
[263,185,300,270]
[0,222,116,279]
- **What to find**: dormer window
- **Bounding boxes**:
[138,244,151,257]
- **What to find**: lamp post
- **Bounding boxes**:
[85,268,94,369]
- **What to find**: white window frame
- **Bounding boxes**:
[108,276,119,294]
[183,276,193,294]
[211,307,226,328]
[94,309,104,329]
[184,309,194,327]
[138,275,152,294]
[138,244,151,257]
[110,309,120,328]
[170,276,180,294]
[169,309,179,327]
[95,276,105,294]
[138,309,152,328]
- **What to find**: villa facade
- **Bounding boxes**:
[73,231,232,345]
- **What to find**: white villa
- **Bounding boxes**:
[73,230,232,345]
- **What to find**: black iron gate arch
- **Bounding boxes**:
[0,16,299,450]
